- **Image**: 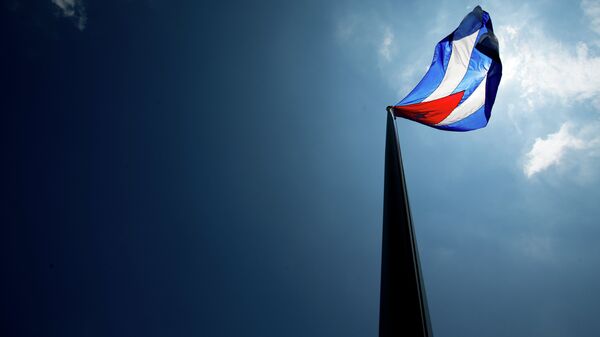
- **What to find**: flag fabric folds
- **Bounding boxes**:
[391,6,502,131]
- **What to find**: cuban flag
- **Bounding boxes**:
[391,6,502,131]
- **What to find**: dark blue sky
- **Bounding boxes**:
[3,1,600,336]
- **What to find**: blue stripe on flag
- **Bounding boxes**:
[436,105,488,131]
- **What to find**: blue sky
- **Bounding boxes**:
[2,1,600,336]
[336,1,600,335]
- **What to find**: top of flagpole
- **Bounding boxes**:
[386,106,395,121]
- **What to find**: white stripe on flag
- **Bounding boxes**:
[423,30,480,102]
[436,77,487,126]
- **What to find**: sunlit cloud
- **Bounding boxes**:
[523,123,585,177]
[498,24,600,110]
[495,2,600,178]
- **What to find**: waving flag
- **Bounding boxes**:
[391,6,502,131]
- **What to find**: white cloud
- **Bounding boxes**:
[498,24,600,110]
[497,4,600,178]
[582,0,600,36]
[523,123,586,177]
[52,0,87,30]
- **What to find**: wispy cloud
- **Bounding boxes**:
[52,0,87,30]
[514,234,555,262]
[335,13,396,66]
[582,0,600,36]
[334,12,425,99]
[523,123,585,177]
[379,28,394,62]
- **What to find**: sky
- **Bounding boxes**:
[2,0,600,336]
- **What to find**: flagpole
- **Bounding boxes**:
[379,107,433,337]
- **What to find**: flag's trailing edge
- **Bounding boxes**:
[391,6,502,131]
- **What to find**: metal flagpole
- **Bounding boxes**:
[379,107,433,337]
